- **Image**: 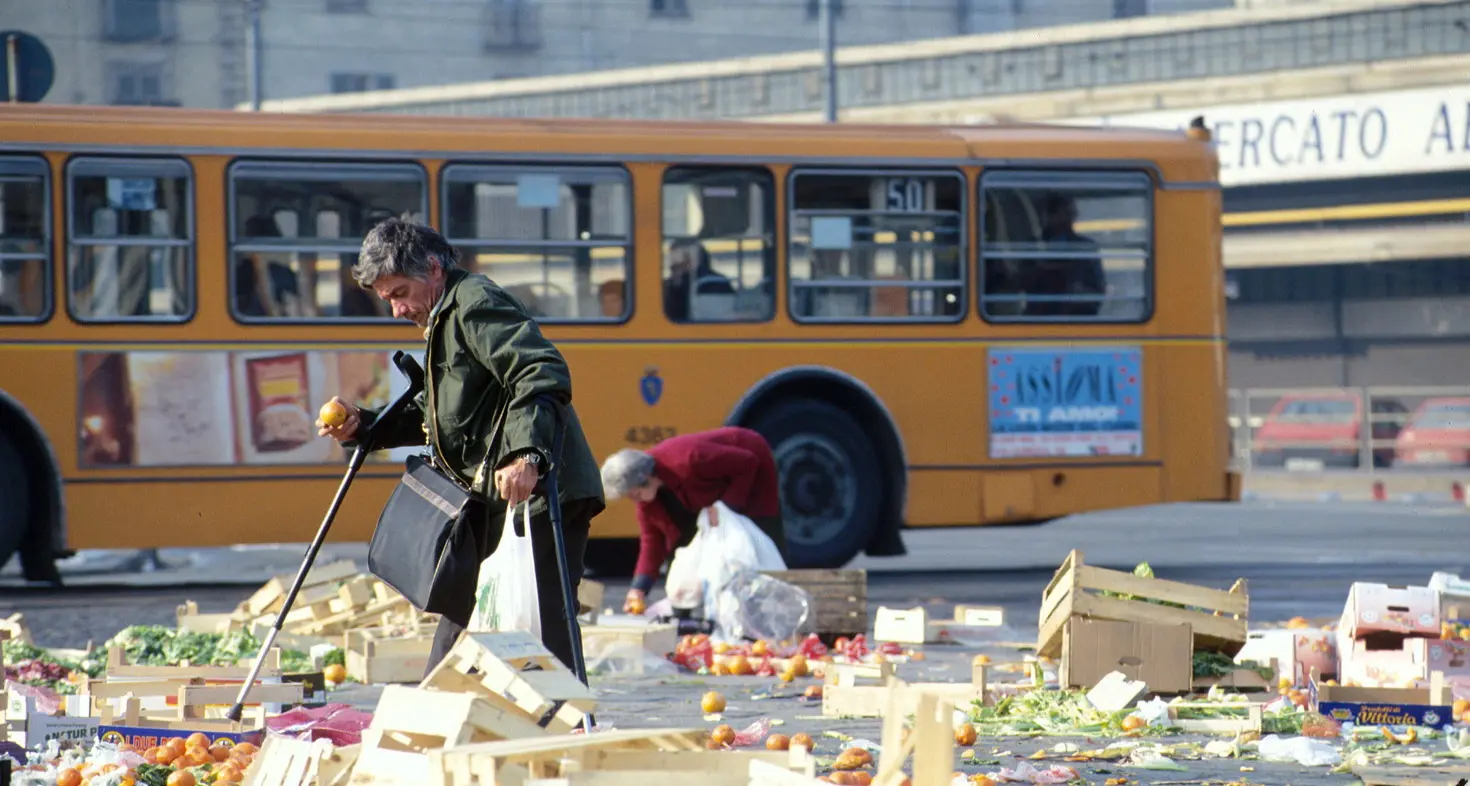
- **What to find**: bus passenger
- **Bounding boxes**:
[1026,193,1105,317]
[599,427,788,614]
[663,241,734,322]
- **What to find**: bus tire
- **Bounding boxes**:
[0,436,30,576]
[750,398,882,569]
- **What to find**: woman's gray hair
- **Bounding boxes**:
[352,216,460,289]
[600,448,657,500]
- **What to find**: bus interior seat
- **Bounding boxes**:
[869,275,910,317]
[815,289,865,318]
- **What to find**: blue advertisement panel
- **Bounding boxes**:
[987,346,1144,458]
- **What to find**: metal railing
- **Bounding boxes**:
[1228,385,1470,473]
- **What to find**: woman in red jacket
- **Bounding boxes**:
[600,426,788,613]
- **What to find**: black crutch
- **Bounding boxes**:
[534,393,595,731]
[226,351,425,722]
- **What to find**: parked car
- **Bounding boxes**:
[1393,397,1470,467]
[1251,392,1405,469]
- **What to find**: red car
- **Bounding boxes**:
[1394,397,1470,467]
[1252,392,1405,469]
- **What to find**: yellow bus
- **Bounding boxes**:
[0,104,1235,584]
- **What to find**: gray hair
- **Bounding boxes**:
[352,216,460,289]
[600,448,656,500]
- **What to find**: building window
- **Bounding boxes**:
[788,169,965,323]
[1113,0,1147,18]
[484,0,542,52]
[330,73,395,94]
[110,63,167,106]
[67,157,193,322]
[650,0,689,17]
[978,170,1152,323]
[327,0,368,12]
[662,167,776,324]
[0,157,50,322]
[443,165,631,323]
[104,0,174,42]
[228,161,427,321]
[805,0,844,19]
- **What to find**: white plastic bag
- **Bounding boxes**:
[695,501,787,601]
[469,503,542,639]
[664,531,705,612]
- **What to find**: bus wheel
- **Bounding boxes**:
[751,398,882,569]
[0,436,30,576]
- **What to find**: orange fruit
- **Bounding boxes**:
[954,723,977,746]
[728,655,754,676]
[791,732,815,751]
[1121,715,1146,732]
[233,742,258,755]
[767,734,791,751]
[155,747,179,766]
[210,745,232,762]
[788,654,810,677]
[1286,617,1309,629]
[1454,699,1469,718]
[57,769,82,786]
[701,691,727,713]
[214,764,244,783]
[751,640,770,656]
[973,654,991,666]
[319,400,348,428]
[804,684,824,699]
[779,669,796,683]
[972,778,998,786]
[710,724,736,747]
[166,771,197,786]
[324,663,347,684]
[186,733,210,749]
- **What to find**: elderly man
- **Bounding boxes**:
[600,426,787,614]
[316,218,605,675]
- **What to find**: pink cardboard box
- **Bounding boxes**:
[1340,638,1470,689]
[1338,583,1440,640]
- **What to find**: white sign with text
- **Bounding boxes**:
[1061,84,1470,187]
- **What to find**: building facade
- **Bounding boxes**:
[0,0,1229,109]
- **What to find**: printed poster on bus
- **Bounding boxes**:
[78,349,423,468]
[987,346,1143,459]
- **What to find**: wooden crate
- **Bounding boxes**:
[345,627,437,685]
[1037,549,1248,659]
[822,662,990,719]
[429,727,711,786]
[1166,701,1264,735]
[244,736,358,786]
[421,631,598,735]
[103,646,285,680]
[760,569,866,641]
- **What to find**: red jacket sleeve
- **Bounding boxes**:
[692,442,761,512]
[633,500,673,584]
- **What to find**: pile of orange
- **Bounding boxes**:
[136,734,259,784]
[1454,698,1470,724]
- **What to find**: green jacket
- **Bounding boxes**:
[354,268,605,517]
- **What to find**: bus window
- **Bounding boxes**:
[228,161,426,320]
[788,169,964,322]
[67,157,192,322]
[442,164,630,323]
[979,170,1152,322]
[0,157,49,321]
[661,167,776,324]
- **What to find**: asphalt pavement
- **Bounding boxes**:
[4,499,1467,786]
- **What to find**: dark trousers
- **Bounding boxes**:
[424,496,597,679]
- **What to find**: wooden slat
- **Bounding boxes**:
[1074,565,1250,616]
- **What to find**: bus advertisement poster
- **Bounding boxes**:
[987,345,1143,459]
[76,348,420,468]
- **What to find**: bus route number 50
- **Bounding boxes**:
[885,177,929,213]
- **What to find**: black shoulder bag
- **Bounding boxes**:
[366,397,509,628]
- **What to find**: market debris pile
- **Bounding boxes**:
[1,558,1468,786]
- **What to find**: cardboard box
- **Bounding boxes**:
[1310,678,1456,728]
[1337,583,1440,641]
[1340,637,1470,688]
[5,694,100,749]
[1060,618,1192,693]
[98,723,265,750]
[1234,629,1338,684]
